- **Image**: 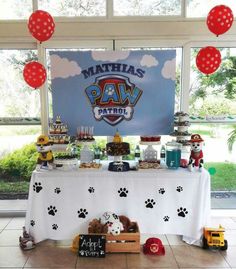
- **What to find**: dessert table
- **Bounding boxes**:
[25,163,211,244]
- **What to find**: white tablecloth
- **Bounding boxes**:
[25,164,211,243]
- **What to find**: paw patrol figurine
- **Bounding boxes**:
[36,135,54,170]
[188,134,204,172]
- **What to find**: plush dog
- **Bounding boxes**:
[71,234,80,253]
[119,215,138,232]
[36,135,54,171]
[188,134,204,172]
[88,218,108,234]
[107,221,124,235]
[19,226,35,250]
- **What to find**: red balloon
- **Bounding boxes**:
[207,5,234,36]
[23,61,47,88]
[196,46,221,75]
[28,10,55,42]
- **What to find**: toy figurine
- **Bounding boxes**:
[19,226,36,250]
[36,135,54,170]
[188,134,204,172]
[203,225,228,250]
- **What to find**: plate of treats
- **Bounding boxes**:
[138,160,161,169]
[79,162,102,169]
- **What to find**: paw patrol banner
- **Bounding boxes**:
[49,50,176,136]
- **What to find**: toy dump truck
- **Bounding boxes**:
[203,225,228,250]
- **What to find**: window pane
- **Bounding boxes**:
[189,46,236,207]
[189,124,236,193]
[0,49,39,117]
[0,0,32,20]
[114,0,181,16]
[187,0,236,18]
[38,0,106,17]
[190,47,236,116]
[0,126,40,157]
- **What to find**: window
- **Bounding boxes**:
[113,0,181,16]
[186,0,236,18]
[0,49,39,117]
[189,47,236,117]
[0,0,32,20]
[38,0,106,17]
[189,46,236,200]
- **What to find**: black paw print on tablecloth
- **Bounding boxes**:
[33,182,42,193]
[54,187,61,194]
[177,207,188,217]
[159,188,165,194]
[30,220,35,226]
[118,188,129,197]
[48,206,57,216]
[78,208,88,218]
[163,216,170,222]
[176,186,183,192]
[145,199,156,208]
[88,187,95,193]
[52,224,58,230]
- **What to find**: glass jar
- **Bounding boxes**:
[166,141,182,169]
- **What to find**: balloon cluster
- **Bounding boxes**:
[23,10,55,89]
[196,5,234,75]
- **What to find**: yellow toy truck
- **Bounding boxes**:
[203,225,228,250]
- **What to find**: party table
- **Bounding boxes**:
[25,163,211,244]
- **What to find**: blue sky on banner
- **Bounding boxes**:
[50,50,176,136]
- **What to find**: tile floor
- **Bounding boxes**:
[0,215,236,268]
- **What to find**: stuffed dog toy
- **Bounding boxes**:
[188,134,204,172]
[19,227,35,250]
[36,135,54,170]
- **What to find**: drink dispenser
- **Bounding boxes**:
[166,141,182,169]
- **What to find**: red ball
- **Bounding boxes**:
[207,5,234,36]
[23,61,47,89]
[196,46,221,75]
[28,10,55,42]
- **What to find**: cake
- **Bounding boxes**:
[106,131,130,156]
[140,136,161,142]
[106,131,130,172]
[54,155,78,170]
[49,116,70,144]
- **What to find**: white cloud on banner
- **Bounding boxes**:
[161,58,176,81]
[140,55,159,67]
[50,54,81,79]
[91,51,130,62]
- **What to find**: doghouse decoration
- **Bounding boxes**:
[188,134,204,172]
[36,135,54,170]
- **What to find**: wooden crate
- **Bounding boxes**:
[90,223,140,253]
